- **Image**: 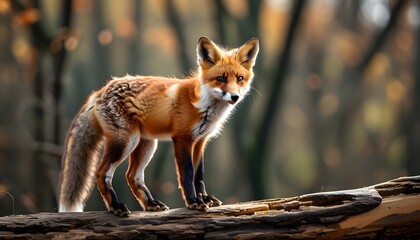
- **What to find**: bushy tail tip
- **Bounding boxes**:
[58,202,84,212]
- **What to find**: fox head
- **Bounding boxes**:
[196,37,259,105]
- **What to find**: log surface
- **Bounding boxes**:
[0,176,419,239]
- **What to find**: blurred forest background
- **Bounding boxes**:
[0,0,419,216]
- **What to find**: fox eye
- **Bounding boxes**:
[237,76,244,81]
[216,76,226,82]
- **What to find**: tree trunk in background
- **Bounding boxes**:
[128,1,142,75]
[52,0,73,146]
[214,0,228,45]
[28,0,51,213]
[164,0,192,72]
[405,1,420,175]
[247,0,307,199]
[93,2,112,84]
[48,0,73,207]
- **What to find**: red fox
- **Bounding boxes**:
[58,37,259,217]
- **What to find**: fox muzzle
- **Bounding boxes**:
[222,92,240,104]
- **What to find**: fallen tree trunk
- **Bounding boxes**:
[0,176,419,239]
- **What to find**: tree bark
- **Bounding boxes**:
[1,176,418,239]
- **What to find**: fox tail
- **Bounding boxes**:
[58,96,103,212]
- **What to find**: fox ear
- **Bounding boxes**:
[236,38,259,69]
[197,37,222,68]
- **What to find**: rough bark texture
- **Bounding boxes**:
[0,176,419,239]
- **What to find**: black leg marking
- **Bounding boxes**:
[194,159,222,208]
[174,138,210,211]
[106,176,131,217]
[103,140,131,217]
[181,148,197,202]
[194,159,206,194]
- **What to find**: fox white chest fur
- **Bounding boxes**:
[191,85,235,139]
[58,36,259,216]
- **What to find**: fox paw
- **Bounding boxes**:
[111,202,131,217]
[146,199,169,211]
[201,194,222,207]
[187,197,209,211]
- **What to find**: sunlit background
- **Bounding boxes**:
[0,0,419,216]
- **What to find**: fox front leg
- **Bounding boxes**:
[173,137,208,211]
[192,138,222,208]
[194,158,222,207]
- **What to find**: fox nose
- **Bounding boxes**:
[231,94,239,102]
[223,92,239,104]
[222,92,240,104]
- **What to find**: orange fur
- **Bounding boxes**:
[58,37,259,216]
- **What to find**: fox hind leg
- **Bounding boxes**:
[126,139,169,211]
[96,132,139,217]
